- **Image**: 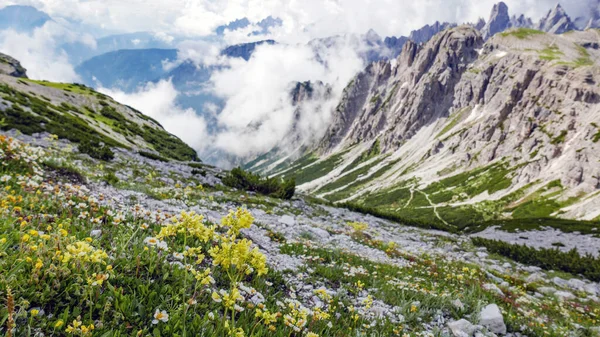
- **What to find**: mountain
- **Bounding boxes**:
[481,2,510,40]
[0,5,51,32]
[216,16,283,36]
[0,53,197,162]
[62,31,176,65]
[75,49,178,91]
[409,21,456,44]
[537,4,577,34]
[220,39,276,61]
[249,26,600,230]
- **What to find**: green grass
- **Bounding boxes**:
[472,238,600,282]
[538,45,564,61]
[436,107,471,138]
[500,28,544,39]
[21,79,96,95]
[284,150,350,185]
[0,82,198,162]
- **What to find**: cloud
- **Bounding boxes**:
[98,80,209,153]
[0,21,87,82]
[8,0,598,40]
[209,38,363,158]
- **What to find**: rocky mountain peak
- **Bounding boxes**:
[481,2,511,40]
[0,52,27,78]
[409,21,456,44]
[538,3,576,34]
[510,14,534,28]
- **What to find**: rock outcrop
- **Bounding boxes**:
[0,53,27,78]
[409,21,456,44]
[481,2,511,40]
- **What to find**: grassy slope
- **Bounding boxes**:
[0,77,198,161]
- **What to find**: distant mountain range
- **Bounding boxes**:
[0,5,51,32]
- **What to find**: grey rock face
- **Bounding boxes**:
[479,304,506,334]
[481,2,511,40]
[0,52,28,78]
[537,4,576,34]
[409,21,457,44]
[510,14,534,29]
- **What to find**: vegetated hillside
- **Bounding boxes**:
[248,27,600,232]
[2,118,600,337]
[0,52,198,162]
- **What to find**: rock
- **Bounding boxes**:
[502,263,511,269]
[522,266,542,273]
[483,283,504,297]
[452,299,465,310]
[476,252,489,259]
[555,291,576,301]
[538,286,558,295]
[525,273,544,283]
[448,319,477,337]
[307,226,330,240]
[553,277,568,288]
[279,215,296,226]
[584,283,599,296]
[567,278,586,291]
[0,52,28,78]
[90,230,102,238]
[479,304,506,334]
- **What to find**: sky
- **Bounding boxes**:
[0,0,597,165]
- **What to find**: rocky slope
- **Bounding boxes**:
[251,26,600,229]
[2,128,600,337]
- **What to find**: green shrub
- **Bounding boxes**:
[139,150,169,162]
[338,202,456,232]
[78,140,115,161]
[472,237,600,282]
[103,171,120,186]
[222,167,295,200]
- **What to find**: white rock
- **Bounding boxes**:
[483,283,505,297]
[538,286,557,294]
[525,273,544,283]
[555,291,576,301]
[567,278,586,290]
[452,299,465,310]
[476,252,489,258]
[90,229,102,237]
[553,277,568,288]
[584,283,599,296]
[479,304,506,334]
[448,319,476,337]
[279,215,296,226]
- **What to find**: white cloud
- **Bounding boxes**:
[8,0,597,40]
[0,21,85,82]
[99,80,209,153]
[209,39,363,157]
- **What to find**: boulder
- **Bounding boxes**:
[279,215,296,226]
[448,319,477,337]
[479,304,506,334]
